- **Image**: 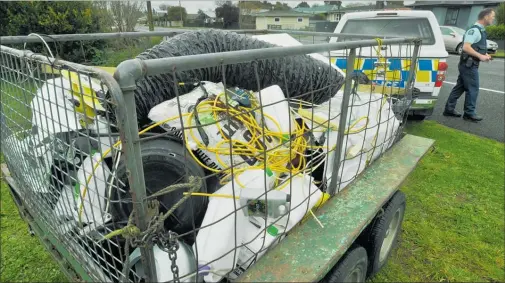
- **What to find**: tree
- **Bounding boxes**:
[215,1,239,28]
[167,6,187,22]
[108,1,145,32]
[312,3,320,7]
[296,2,310,8]
[497,2,504,25]
[273,2,290,10]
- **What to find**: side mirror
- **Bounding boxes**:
[450,32,457,37]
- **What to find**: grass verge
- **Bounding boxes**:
[373,120,504,282]
[492,49,504,58]
[1,120,503,281]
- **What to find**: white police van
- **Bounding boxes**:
[330,10,449,119]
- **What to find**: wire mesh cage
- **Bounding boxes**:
[0,30,420,283]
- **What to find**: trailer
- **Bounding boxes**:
[0,30,434,282]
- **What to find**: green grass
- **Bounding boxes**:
[492,49,505,58]
[373,121,505,282]
[0,175,68,282]
[94,36,164,67]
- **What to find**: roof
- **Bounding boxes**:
[204,11,216,18]
[294,4,383,14]
[339,5,380,12]
[254,10,311,17]
[294,5,339,14]
[406,0,502,7]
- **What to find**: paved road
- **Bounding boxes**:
[427,55,505,142]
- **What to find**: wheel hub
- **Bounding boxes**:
[379,207,402,263]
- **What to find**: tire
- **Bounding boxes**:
[362,190,406,278]
[457,43,463,55]
[111,138,208,244]
[408,114,426,121]
[322,245,368,283]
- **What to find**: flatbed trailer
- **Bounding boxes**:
[1,30,432,282]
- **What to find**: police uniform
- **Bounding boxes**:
[444,23,487,119]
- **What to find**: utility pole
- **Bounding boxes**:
[179,0,183,27]
[238,1,242,29]
[146,1,154,31]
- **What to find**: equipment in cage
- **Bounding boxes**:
[0,30,430,283]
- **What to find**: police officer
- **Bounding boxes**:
[443,8,495,122]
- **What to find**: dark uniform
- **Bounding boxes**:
[444,23,487,118]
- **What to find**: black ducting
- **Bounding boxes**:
[110,29,345,127]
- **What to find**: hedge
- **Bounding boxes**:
[487,24,505,40]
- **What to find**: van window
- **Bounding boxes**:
[338,17,436,45]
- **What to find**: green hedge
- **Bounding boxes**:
[487,24,505,40]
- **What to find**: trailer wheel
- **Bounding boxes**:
[322,245,368,283]
[365,190,406,277]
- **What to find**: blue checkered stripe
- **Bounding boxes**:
[335,58,437,88]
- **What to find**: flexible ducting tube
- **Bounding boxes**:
[116,29,345,127]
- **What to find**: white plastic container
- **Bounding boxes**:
[129,243,199,282]
[75,152,111,224]
[297,93,356,141]
[253,85,295,135]
[194,169,276,283]
[31,78,81,141]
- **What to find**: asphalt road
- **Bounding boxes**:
[427,55,505,142]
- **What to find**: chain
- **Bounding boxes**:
[159,231,180,283]
[168,231,180,283]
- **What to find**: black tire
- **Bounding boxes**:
[408,114,426,121]
[457,43,463,55]
[363,190,406,278]
[322,245,368,283]
[111,138,208,244]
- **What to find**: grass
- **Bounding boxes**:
[373,121,505,282]
[93,36,164,67]
[492,49,505,58]
[1,119,503,281]
[0,169,68,282]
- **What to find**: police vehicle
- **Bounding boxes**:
[329,10,449,119]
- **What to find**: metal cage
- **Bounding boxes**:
[0,30,420,283]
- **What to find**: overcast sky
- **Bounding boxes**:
[152,1,415,14]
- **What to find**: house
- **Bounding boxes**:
[254,10,311,30]
[151,7,167,17]
[294,4,380,22]
[406,1,502,29]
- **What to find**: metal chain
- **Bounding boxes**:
[158,230,180,283]
[167,231,180,283]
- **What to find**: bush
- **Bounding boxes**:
[0,1,106,63]
[487,24,505,40]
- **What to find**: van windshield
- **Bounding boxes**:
[338,17,436,45]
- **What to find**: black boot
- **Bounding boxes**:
[443,110,462,117]
[463,114,483,122]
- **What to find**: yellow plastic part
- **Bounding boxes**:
[60,69,109,127]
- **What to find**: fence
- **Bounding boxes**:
[0,30,420,282]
